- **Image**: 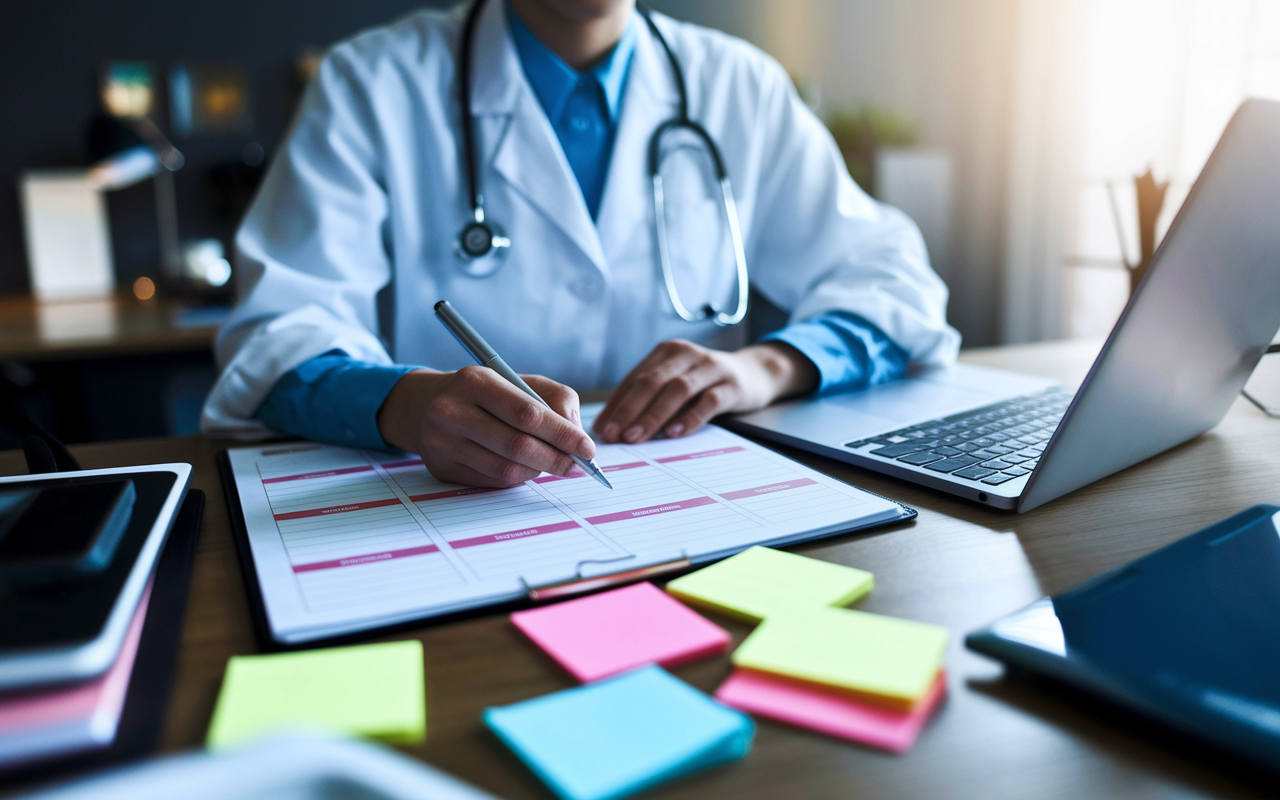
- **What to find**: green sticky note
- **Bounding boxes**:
[731,607,947,707]
[666,546,873,622]
[206,640,425,751]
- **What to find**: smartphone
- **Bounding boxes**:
[0,479,136,587]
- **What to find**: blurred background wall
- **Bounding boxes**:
[0,0,448,297]
[0,0,1021,347]
[690,0,1022,348]
[2,0,1276,442]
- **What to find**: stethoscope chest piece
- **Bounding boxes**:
[455,210,511,277]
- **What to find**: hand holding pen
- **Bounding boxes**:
[374,301,611,490]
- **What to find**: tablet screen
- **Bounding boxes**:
[970,505,1280,764]
[1050,509,1280,714]
[0,472,178,652]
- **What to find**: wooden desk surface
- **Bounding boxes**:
[5,338,1278,799]
[0,294,221,361]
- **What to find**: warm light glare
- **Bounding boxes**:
[1068,0,1280,338]
[101,62,154,119]
[103,83,153,118]
[133,276,156,300]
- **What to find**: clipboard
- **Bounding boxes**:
[218,428,916,651]
[219,449,912,650]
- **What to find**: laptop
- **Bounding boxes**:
[726,99,1280,513]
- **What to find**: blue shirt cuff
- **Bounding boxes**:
[255,351,421,449]
[763,312,908,396]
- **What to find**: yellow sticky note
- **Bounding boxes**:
[666,547,873,622]
[731,607,947,708]
[206,640,425,751]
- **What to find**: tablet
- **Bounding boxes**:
[0,464,191,692]
[967,504,1280,771]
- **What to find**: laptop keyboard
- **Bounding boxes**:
[844,387,1073,486]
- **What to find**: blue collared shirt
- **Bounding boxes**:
[253,10,907,448]
[507,3,635,219]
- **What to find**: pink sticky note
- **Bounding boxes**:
[715,668,947,754]
[511,582,731,683]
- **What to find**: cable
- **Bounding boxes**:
[1241,344,1280,417]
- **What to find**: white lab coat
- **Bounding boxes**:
[201,1,959,438]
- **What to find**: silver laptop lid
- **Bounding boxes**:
[1021,99,1280,512]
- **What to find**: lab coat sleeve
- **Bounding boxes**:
[744,61,961,368]
[200,44,400,439]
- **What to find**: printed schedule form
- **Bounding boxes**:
[226,421,907,644]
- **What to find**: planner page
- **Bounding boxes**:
[227,422,904,643]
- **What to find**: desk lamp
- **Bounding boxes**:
[88,62,188,300]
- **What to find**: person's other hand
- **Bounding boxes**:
[593,340,819,444]
[377,367,594,487]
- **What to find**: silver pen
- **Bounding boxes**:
[433,300,613,490]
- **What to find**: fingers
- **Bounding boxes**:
[466,410,578,477]
[622,359,725,442]
[664,382,737,438]
[523,374,583,431]
[455,367,595,461]
[408,367,595,486]
[593,346,671,439]
[422,387,573,477]
[448,438,544,487]
[422,435,545,488]
[596,341,706,443]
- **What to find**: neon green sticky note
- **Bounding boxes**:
[731,607,947,707]
[666,547,873,622]
[206,640,425,751]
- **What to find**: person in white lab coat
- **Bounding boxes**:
[201,0,960,488]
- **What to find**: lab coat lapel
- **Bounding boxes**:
[470,0,607,274]
[596,13,681,265]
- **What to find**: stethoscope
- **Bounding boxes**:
[454,0,749,327]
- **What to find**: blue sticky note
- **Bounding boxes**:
[484,666,753,800]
